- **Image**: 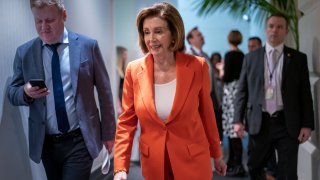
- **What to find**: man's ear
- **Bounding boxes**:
[63,9,67,21]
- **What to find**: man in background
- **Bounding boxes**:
[234,13,314,179]
[248,36,262,52]
[186,27,223,142]
[247,36,277,180]
[7,0,116,179]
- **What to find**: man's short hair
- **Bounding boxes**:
[266,12,289,28]
[248,36,262,46]
[30,0,65,11]
[186,26,198,44]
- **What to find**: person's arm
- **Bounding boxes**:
[198,59,222,158]
[233,54,249,137]
[297,52,314,143]
[113,62,138,175]
[7,48,48,105]
[198,60,227,175]
[233,54,249,124]
[7,48,29,106]
[299,53,314,129]
[92,40,116,143]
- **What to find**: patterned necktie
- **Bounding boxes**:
[266,49,277,115]
[47,43,70,133]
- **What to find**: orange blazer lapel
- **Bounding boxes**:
[137,54,164,125]
[167,52,194,123]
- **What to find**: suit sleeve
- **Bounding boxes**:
[7,47,30,106]
[299,53,315,129]
[92,40,116,141]
[198,60,222,159]
[233,54,249,124]
[113,62,138,172]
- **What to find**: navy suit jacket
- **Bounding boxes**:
[234,46,314,138]
[7,30,116,163]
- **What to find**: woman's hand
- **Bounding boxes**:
[214,157,227,176]
[114,171,127,180]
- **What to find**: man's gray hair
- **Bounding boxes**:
[30,0,65,11]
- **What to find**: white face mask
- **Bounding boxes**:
[101,150,110,174]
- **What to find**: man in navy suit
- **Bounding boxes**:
[7,0,115,179]
[234,13,314,180]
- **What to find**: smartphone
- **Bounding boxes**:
[29,79,47,89]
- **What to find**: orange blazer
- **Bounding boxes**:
[114,52,222,180]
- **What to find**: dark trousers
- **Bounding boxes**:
[215,108,223,142]
[248,112,299,180]
[248,136,277,178]
[227,137,243,166]
[42,130,93,180]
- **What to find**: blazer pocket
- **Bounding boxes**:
[80,60,92,76]
[80,59,90,68]
[187,139,209,158]
[139,141,149,157]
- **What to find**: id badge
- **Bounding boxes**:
[265,87,274,100]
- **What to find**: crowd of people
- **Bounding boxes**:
[7,1,314,180]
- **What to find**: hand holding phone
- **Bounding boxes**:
[29,79,47,89]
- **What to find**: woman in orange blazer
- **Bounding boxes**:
[113,2,226,180]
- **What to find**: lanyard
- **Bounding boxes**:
[266,52,282,82]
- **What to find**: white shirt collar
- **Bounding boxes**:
[42,27,69,46]
[266,42,284,54]
[191,46,202,55]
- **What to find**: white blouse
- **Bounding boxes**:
[154,79,176,121]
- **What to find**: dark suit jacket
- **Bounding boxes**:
[7,30,116,163]
[234,46,314,138]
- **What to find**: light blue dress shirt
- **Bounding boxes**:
[42,28,79,134]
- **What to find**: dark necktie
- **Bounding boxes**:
[47,43,70,133]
